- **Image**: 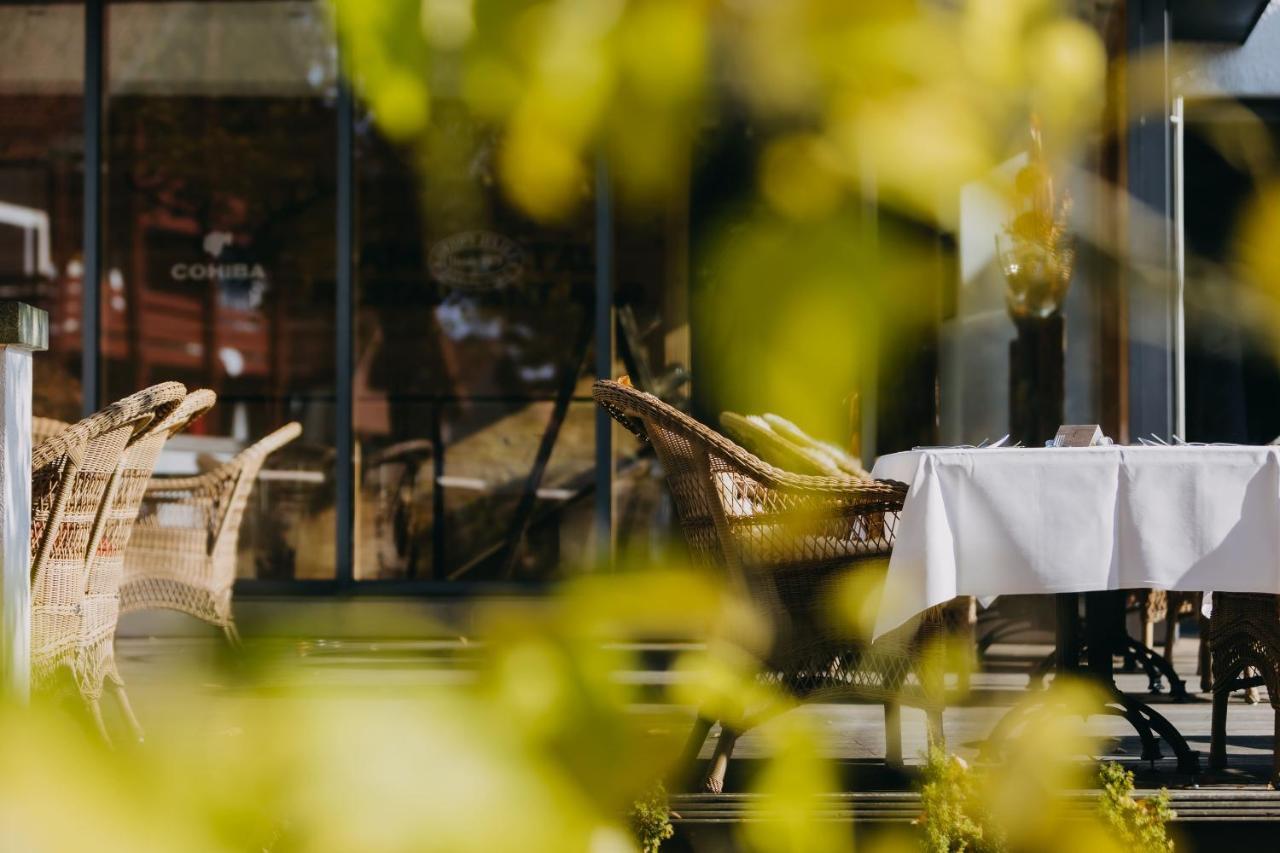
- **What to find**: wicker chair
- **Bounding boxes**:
[1207,593,1280,784]
[120,421,302,645]
[89,389,217,740]
[593,380,945,792]
[30,382,188,730]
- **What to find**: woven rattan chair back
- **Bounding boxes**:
[33,416,70,447]
[29,382,187,693]
[79,389,215,719]
[592,380,903,573]
[120,421,302,641]
[596,385,734,571]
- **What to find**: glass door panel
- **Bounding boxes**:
[354,99,596,582]
[103,0,338,579]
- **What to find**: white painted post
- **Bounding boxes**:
[0,302,48,701]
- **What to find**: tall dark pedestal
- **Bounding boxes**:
[986,312,1067,650]
[1008,312,1065,448]
[983,309,1199,775]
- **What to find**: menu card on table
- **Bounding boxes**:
[1052,424,1105,447]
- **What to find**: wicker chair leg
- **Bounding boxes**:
[1246,668,1262,705]
[704,727,739,794]
[1210,688,1229,771]
[88,698,112,747]
[1198,621,1212,693]
[956,643,975,695]
[920,647,946,753]
[110,681,146,743]
[1164,618,1180,670]
[1142,617,1155,652]
[943,596,977,695]
[223,621,243,649]
[1272,708,1280,790]
[671,714,715,792]
[926,709,946,753]
[884,702,903,768]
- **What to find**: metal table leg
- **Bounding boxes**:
[982,592,1200,776]
[1026,592,1190,697]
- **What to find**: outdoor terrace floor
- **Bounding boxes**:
[114,629,1280,846]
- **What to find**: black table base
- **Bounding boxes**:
[981,591,1200,776]
[976,618,1037,658]
[1027,636,1190,699]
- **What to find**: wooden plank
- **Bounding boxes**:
[671,788,1280,824]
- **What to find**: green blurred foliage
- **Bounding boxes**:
[920,748,1002,853]
[5,563,842,852]
[915,681,1177,853]
[695,211,949,439]
[0,622,1178,852]
[1,568,767,852]
[1097,762,1175,853]
[741,713,854,853]
[629,782,675,853]
[1237,178,1280,330]
[329,0,1104,227]
[328,0,1109,435]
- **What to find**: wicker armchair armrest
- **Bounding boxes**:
[143,470,231,495]
[132,503,217,534]
[139,468,235,534]
[134,491,223,556]
[719,468,907,531]
[756,470,907,506]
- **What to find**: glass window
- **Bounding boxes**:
[353,99,597,582]
[611,203,691,562]
[1183,98,1280,444]
[103,0,338,580]
[0,2,85,421]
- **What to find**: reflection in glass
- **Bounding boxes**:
[354,100,597,581]
[0,2,85,420]
[441,402,596,581]
[612,206,691,562]
[104,0,338,579]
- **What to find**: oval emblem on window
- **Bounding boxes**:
[428,230,526,290]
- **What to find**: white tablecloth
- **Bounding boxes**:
[869,446,1280,639]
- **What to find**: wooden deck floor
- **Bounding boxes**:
[114,633,1278,791]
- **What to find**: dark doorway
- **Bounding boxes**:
[1183,98,1280,444]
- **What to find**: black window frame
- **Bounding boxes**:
[76,0,618,595]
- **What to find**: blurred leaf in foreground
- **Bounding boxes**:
[741,713,853,853]
[330,0,1104,226]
